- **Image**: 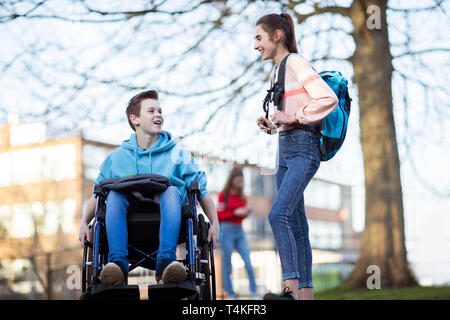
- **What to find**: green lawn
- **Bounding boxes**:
[315,285,450,300]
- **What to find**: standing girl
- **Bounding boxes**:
[217,166,258,300]
[253,13,338,300]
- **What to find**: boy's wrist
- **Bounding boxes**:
[209,218,219,227]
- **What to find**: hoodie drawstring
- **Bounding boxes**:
[134,145,139,174]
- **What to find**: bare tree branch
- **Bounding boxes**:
[387,0,446,13]
[393,47,450,59]
[291,3,351,24]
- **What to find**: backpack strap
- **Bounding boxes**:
[273,53,290,111]
[262,53,291,119]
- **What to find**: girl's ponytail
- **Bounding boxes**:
[256,13,298,53]
[280,13,298,53]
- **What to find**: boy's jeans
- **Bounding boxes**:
[219,222,257,298]
[105,185,182,275]
[269,128,321,289]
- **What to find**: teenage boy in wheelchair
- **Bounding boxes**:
[78,90,219,286]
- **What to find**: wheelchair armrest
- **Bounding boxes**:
[84,240,93,248]
[189,181,200,195]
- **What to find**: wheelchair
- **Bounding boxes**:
[80,174,216,300]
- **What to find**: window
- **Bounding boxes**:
[200,162,225,193]
[10,203,34,238]
[11,259,32,281]
[42,201,61,236]
[61,199,76,234]
[11,148,42,185]
[0,205,10,238]
[8,144,77,185]
[304,180,341,211]
[309,220,343,249]
[9,198,76,238]
[82,144,112,181]
[0,152,11,186]
[243,167,252,195]
[9,123,45,146]
[42,144,77,181]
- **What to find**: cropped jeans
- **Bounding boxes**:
[268,128,321,289]
[105,185,182,275]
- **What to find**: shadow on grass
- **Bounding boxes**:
[315,285,450,300]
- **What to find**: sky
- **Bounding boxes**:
[0,0,449,285]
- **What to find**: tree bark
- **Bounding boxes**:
[346,0,417,287]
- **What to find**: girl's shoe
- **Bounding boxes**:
[263,287,299,300]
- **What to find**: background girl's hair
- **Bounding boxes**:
[222,165,246,204]
[256,13,298,53]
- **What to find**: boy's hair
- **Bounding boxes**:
[126,90,159,131]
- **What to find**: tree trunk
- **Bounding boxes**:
[346,0,417,288]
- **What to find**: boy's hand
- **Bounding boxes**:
[207,222,219,249]
[256,116,277,135]
[78,221,90,248]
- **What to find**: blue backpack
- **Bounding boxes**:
[318,71,351,161]
[263,54,351,161]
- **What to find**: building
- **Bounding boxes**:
[0,121,116,299]
[0,120,360,299]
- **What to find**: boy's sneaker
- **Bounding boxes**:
[156,260,187,284]
[263,287,299,300]
[99,262,126,286]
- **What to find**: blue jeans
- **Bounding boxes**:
[268,128,321,289]
[105,186,182,274]
[219,222,257,298]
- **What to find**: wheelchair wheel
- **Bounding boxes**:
[197,214,216,300]
[81,220,109,295]
[81,225,94,293]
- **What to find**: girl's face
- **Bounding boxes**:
[232,175,244,189]
[254,24,278,61]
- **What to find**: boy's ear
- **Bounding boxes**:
[129,114,139,127]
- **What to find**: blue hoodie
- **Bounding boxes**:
[94,131,208,204]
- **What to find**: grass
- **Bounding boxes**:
[315,285,450,300]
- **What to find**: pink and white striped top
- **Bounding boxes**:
[270,54,339,132]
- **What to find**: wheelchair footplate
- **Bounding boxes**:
[88,283,141,300]
[148,280,197,300]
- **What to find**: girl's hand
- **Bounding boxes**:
[256,116,277,134]
[270,110,297,125]
[233,207,250,217]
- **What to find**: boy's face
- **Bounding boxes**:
[131,98,164,135]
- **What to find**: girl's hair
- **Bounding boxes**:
[222,166,246,204]
[256,13,298,53]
